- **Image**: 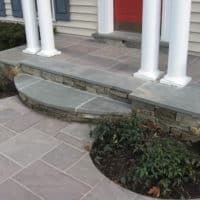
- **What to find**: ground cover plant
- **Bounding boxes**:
[0,22,25,51]
[90,117,200,199]
[0,22,24,96]
[0,73,17,98]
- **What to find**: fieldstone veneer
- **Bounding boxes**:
[130,82,200,139]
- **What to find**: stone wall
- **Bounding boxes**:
[132,99,200,139]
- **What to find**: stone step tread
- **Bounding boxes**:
[20,56,146,93]
[130,82,200,117]
[15,73,132,116]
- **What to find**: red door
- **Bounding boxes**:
[114,0,143,32]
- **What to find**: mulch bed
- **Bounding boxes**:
[91,145,200,199]
[90,121,200,199]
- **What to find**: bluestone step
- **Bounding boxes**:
[19,56,146,102]
[14,74,132,122]
[130,82,200,117]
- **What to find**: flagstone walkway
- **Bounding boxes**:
[0,95,155,200]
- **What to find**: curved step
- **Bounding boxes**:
[14,73,132,122]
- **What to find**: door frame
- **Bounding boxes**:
[98,0,171,42]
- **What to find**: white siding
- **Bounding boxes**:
[1,0,200,54]
[0,0,98,37]
[190,0,200,54]
[54,0,97,36]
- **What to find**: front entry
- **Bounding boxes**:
[114,0,143,32]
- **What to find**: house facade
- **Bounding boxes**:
[0,0,200,54]
[0,0,197,87]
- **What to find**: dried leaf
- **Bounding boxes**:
[148,186,161,198]
[191,128,200,136]
[84,145,92,152]
[143,120,161,130]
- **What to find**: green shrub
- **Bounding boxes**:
[0,22,26,51]
[90,117,145,153]
[90,117,200,198]
[129,139,200,197]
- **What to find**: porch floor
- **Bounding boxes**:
[1,34,200,83]
[0,34,199,117]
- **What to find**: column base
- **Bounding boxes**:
[160,75,192,87]
[23,47,40,55]
[37,49,61,57]
[134,70,164,81]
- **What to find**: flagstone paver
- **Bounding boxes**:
[0,154,21,182]
[55,132,90,150]
[60,123,94,141]
[0,96,198,200]
[13,160,91,200]
[81,178,138,200]
[61,44,99,57]
[90,45,135,60]
[0,125,16,144]
[66,155,104,187]
[0,109,21,124]
[4,112,43,133]
[35,117,68,136]
[69,54,119,70]
[0,128,60,166]
[0,179,42,200]
[42,143,85,170]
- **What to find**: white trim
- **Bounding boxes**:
[98,0,171,40]
[98,0,114,34]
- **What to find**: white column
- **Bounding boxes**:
[37,0,61,57]
[98,0,114,34]
[134,0,163,81]
[161,0,172,42]
[160,0,192,87]
[21,0,40,54]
